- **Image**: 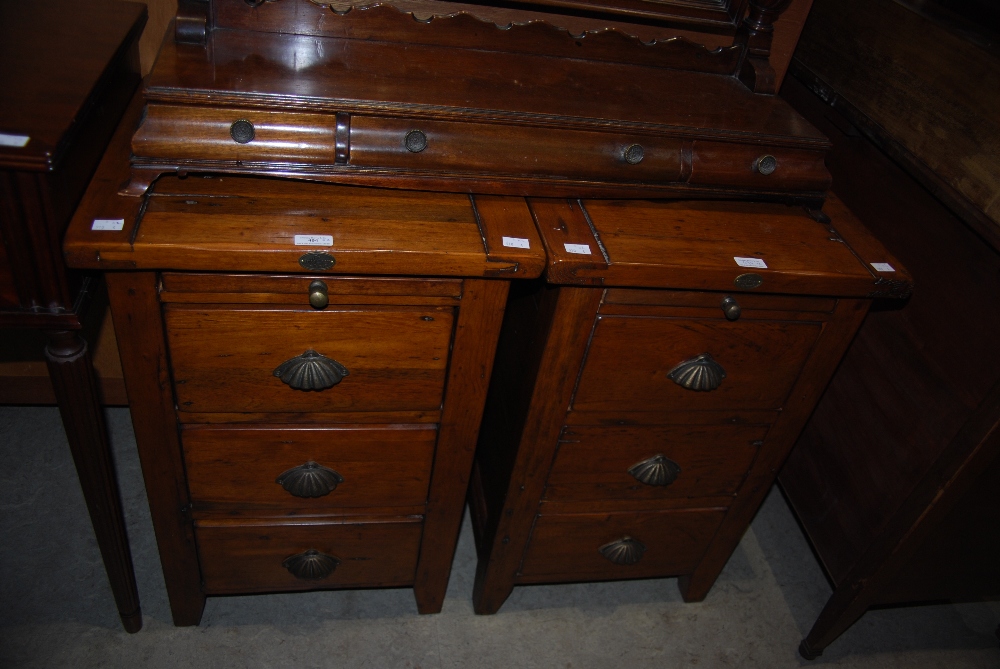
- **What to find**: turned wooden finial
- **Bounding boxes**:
[737,0,793,94]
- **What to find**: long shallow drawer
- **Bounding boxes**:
[518,508,726,582]
[572,314,821,413]
[196,517,423,594]
[164,305,454,413]
[183,425,436,513]
[544,424,767,504]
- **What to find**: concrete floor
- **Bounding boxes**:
[1,406,997,668]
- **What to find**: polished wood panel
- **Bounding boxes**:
[182,424,436,513]
[196,516,423,594]
[164,305,454,413]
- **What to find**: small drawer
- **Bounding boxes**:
[544,423,767,504]
[690,141,831,192]
[165,305,454,413]
[518,508,726,581]
[572,314,822,413]
[183,424,436,513]
[196,517,423,594]
[350,116,685,183]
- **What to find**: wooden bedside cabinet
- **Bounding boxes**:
[469,196,911,613]
[64,97,545,625]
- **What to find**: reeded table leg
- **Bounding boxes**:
[46,329,142,633]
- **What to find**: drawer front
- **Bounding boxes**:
[133,105,340,164]
[183,425,436,512]
[544,424,767,503]
[572,315,822,413]
[197,517,423,594]
[350,117,684,183]
[690,141,831,191]
[165,305,454,413]
[519,508,726,581]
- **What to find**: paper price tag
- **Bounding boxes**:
[0,133,30,148]
[734,257,767,269]
[294,235,333,246]
[502,236,530,249]
[564,243,592,255]
[91,219,125,231]
[870,262,895,272]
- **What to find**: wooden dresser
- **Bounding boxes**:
[65,96,545,625]
[469,196,910,613]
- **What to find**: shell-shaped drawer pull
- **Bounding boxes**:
[276,461,344,498]
[667,353,726,391]
[282,549,340,580]
[628,454,681,487]
[599,537,646,565]
[273,349,349,391]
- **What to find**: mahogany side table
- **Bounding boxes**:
[0,0,147,633]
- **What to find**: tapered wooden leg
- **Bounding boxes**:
[45,329,142,633]
[797,582,872,660]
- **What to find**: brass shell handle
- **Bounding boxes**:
[667,353,726,391]
[754,154,777,175]
[308,280,329,309]
[273,350,349,391]
[624,144,644,165]
[405,130,427,153]
[230,120,255,144]
[599,537,646,565]
[628,454,681,487]
[721,295,741,321]
[276,461,344,497]
[282,549,340,580]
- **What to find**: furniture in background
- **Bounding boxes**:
[0,0,147,633]
[777,0,1000,658]
[469,196,910,613]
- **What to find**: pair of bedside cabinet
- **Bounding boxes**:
[66,96,909,625]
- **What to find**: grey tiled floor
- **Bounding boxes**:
[1,406,997,668]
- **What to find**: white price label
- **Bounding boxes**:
[91,219,125,231]
[870,262,896,272]
[0,133,30,148]
[502,236,530,249]
[564,243,592,255]
[734,256,767,269]
[294,234,333,246]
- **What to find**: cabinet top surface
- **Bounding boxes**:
[144,29,826,145]
[0,0,147,170]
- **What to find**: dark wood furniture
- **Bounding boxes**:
[0,0,147,633]
[777,0,1000,658]
[468,195,910,613]
[64,92,545,625]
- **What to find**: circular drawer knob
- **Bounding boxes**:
[230,119,255,144]
[282,549,340,580]
[667,353,726,391]
[721,295,741,321]
[628,454,681,487]
[308,280,329,309]
[754,154,777,175]
[405,130,427,153]
[599,537,646,565]
[623,144,644,165]
[276,461,344,497]
[273,349,349,391]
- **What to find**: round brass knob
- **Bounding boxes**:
[721,295,741,321]
[308,280,329,309]
[404,130,427,153]
[754,154,777,175]
[624,144,644,165]
[230,120,255,144]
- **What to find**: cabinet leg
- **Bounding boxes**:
[45,329,142,633]
[797,581,872,660]
[472,558,515,615]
